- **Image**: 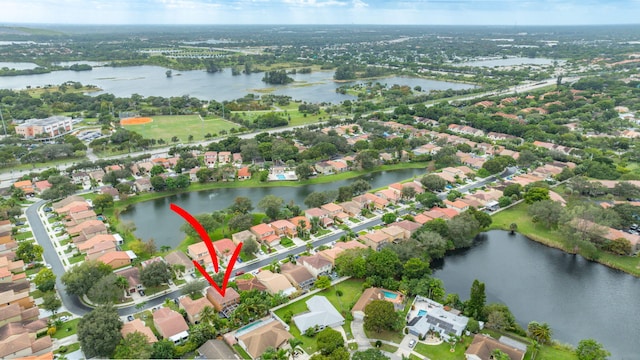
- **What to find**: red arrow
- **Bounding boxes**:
[170,203,243,297]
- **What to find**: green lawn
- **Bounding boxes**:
[52,318,81,339]
[491,202,640,277]
[414,336,472,359]
[122,114,237,142]
[30,289,44,299]
[13,231,33,240]
[364,328,405,344]
[68,254,85,264]
[233,344,252,359]
[372,343,398,353]
[273,279,365,353]
[526,343,578,360]
[54,342,80,355]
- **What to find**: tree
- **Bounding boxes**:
[486,309,508,331]
[262,347,288,360]
[364,300,401,333]
[229,196,253,214]
[366,248,401,279]
[93,194,114,212]
[140,261,172,288]
[34,268,56,292]
[150,175,166,191]
[258,195,285,221]
[334,249,368,278]
[113,332,153,359]
[447,212,480,248]
[351,179,372,195]
[189,322,216,347]
[180,213,218,238]
[295,163,313,180]
[381,212,397,224]
[471,209,492,229]
[416,192,441,208]
[316,327,344,355]
[151,339,177,359]
[181,279,207,298]
[228,213,253,232]
[527,321,552,345]
[196,168,213,183]
[606,237,632,255]
[528,200,563,229]
[61,260,112,297]
[402,257,431,280]
[490,349,511,360]
[241,237,260,256]
[466,279,486,320]
[575,339,610,360]
[421,175,447,192]
[503,184,522,199]
[524,187,550,204]
[448,334,461,352]
[198,305,218,327]
[498,196,512,208]
[305,192,330,209]
[352,348,390,360]
[77,305,122,358]
[88,273,122,304]
[314,275,331,289]
[16,242,43,263]
[41,291,62,314]
[355,149,379,170]
[400,186,417,201]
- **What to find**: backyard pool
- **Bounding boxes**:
[417,310,427,317]
[383,290,398,299]
[276,174,286,180]
[235,319,264,337]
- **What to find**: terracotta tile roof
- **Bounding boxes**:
[214,239,237,256]
[236,277,267,292]
[465,334,525,360]
[334,240,367,250]
[237,321,293,359]
[164,251,194,270]
[206,286,240,306]
[179,296,214,318]
[121,318,158,343]
[298,253,331,269]
[153,307,189,339]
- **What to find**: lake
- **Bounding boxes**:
[0,62,39,70]
[433,230,639,359]
[0,64,473,103]
[119,167,426,248]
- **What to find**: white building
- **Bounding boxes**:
[15,116,73,139]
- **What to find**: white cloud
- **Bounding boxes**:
[282,0,349,7]
[352,0,368,8]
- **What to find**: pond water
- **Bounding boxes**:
[433,230,639,359]
[0,64,473,103]
[119,167,425,248]
[0,62,39,70]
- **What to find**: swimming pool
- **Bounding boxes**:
[236,319,263,336]
[417,310,427,317]
[382,290,398,299]
[276,174,286,180]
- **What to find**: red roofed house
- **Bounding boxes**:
[34,180,52,194]
[250,223,280,247]
[179,296,215,324]
[206,287,240,315]
[443,199,470,212]
[213,239,237,264]
[298,254,332,277]
[360,230,391,251]
[153,307,189,344]
[97,251,133,269]
[121,318,157,344]
[13,180,35,196]
[237,166,251,180]
[188,241,214,270]
[204,152,217,167]
[269,220,297,239]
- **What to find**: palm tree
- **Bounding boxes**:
[160,245,171,253]
[287,338,304,360]
[530,339,541,360]
[448,334,461,352]
[309,216,321,234]
[269,259,281,273]
[509,223,518,235]
[528,321,552,344]
[115,275,129,297]
[199,305,217,327]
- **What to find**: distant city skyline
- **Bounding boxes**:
[3,0,639,26]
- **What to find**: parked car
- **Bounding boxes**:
[127,315,134,321]
[235,270,245,276]
[138,290,145,296]
[44,207,52,212]
[408,339,416,348]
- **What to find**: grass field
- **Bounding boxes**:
[122,114,237,142]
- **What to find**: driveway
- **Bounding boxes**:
[350,319,372,350]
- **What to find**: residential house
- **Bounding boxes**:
[97,251,134,269]
[13,180,34,196]
[351,287,404,320]
[34,180,52,194]
[250,223,279,247]
[338,201,360,217]
[327,160,348,173]
[0,303,38,327]
[71,172,90,186]
[189,167,200,183]
[204,152,218,167]
[99,186,119,199]
[188,241,214,270]
[375,189,400,204]
[288,216,312,232]
[121,319,157,344]
[0,321,52,359]
[360,230,391,251]
[394,220,421,238]
[206,287,240,316]
[236,320,293,359]
[67,210,97,226]
[55,201,90,216]
[153,307,189,344]
[255,270,297,296]
[236,277,267,292]
[232,230,257,246]
[293,296,345,334]
[232,153,243,166]
[179,296,215,324]
[465,334,526,360]
[81,237,117,261]
[72,222,109,244]
[305,208,333,227]
[320,203,343,218]
[443,199,470,212]
[314,161,334,175]
[237,166,251,180]
[213,239,237,264]
[298,254,332,277]
[197,339,237,360]
[104,165,122,172]
[317,247,345,266]
[382,225,406,243]
[164,251,194,277]
[114,267,142,295]
[134,178,152,192]
[218,151,232,164]
[0,288,34,309]
[407,296,469,340]
[89,170,106,183]
[334,240,367,252]
[280,262,316,290]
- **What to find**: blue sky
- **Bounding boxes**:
[3,0,639,25]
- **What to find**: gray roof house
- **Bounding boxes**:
[292,296,344,334]
[407,296,469,340]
